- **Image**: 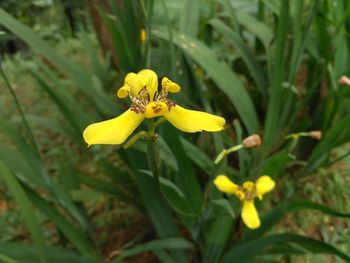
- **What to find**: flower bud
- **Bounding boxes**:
[337,76,350,87]
[242,134,261,148]
[308,130,322,140]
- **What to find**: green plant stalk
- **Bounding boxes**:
[0,66,39,155]
[214,144,244,164]
[147,119,160,185]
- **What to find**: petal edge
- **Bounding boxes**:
[83,109,144,145]
[165,105,225,133]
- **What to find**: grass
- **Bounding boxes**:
[1,51,349,262]
[1,1,350,262]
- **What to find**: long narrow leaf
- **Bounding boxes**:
[0,162,47,263]
[153,29,259,133]
[222,233,350,262]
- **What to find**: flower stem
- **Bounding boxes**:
[214,144,244,164]
[147,119,160,184]
[147,140,160,184]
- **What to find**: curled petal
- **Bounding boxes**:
[83,109,144,146]
[123,72,140,95]
[241,200,260,229]
[117,85,129,98]
[214,175,238,194]
[162,77,181,93]
[255,175,275,199]
[164,105,225,132]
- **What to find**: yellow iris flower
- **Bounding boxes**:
[214,175,275,229]
[83,69,225,146]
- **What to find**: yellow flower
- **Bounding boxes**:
[214,175,275,229]
[83,69,225,146]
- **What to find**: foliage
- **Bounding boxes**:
[0,0,350,262]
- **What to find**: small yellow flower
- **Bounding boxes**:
[83,69,225,146]
[214,175,275,229]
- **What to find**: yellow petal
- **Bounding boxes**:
[145,101,169,118]
[117,85,129,98]
[164,105,225,132]
[241,200,260,229]
[255,175,275,198]
[123,72,141,95]
[83,109,144,145]
[138,69,158,101]
[161,77,181,93]
[214,175,238,194]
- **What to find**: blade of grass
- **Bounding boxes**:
[180,0,199,37]
[0,66,38,153]
[222,233,350,262]
[0,243,94,263]
[244,199,350,242]
[209,19,267,101]
[0,162,47,263]
[262,0,289,155]
[115,237,192,261]
[0,8,116,114]
[153,29,259,133]
[24,186,98,260]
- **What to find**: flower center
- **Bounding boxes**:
[236,182,257,201]
[117,70,180,116]
[129,81,176,116]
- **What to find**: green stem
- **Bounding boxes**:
[146,119,160,185]
[154,116,167,127]
[214,144,244,164]
[0,66,39,154]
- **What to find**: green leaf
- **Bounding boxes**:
[244,200,350,242]
[307,114,350,171]
[0,119,44,185]
[222,233,350,262]
[140,170,195,216]
[203,215,234,263]
[116,238,193,260]
[161,125,203,214]
[180,137,214,174]
[235,12,273,48]
[78,174,142,210]
[134,170,188,262]
[24,187,98,260]
[209,19,267,99]
[211,199,236,218]
[0,254,17,263]
[0,8,116,114]
[153,29,259,133]
[0,162,47,263]
[262,0,289,155]
[257,152,295,179]
[0,243,94,263]
[180,0,199,37]
[260,0,281,14]
[0,143,43,187]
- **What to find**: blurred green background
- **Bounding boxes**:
[0,0,350,262]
